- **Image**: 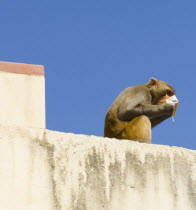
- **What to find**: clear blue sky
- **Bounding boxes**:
[0,1,195,150]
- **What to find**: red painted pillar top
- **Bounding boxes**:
[0,61,44,75]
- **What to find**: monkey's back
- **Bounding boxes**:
[104,86,138,138]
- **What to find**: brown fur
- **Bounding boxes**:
[104,78,175,143]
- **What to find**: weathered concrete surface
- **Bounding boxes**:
[0,125,195,210]
[0,126,53,210]
[0,62,45,128]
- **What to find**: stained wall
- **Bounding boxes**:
[0,125,195,210]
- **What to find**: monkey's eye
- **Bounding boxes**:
[166,90,174,96]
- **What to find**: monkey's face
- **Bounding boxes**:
[148,79,175,104]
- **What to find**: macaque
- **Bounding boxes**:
[104,78,176,143]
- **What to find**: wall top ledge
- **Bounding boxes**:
[0,61,44,75]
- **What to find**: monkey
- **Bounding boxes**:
[104,78,176,143]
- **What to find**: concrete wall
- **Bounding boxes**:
[0,62,45,128]
[0,125,195,210]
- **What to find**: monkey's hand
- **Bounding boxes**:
[150,104,175,127]
[163,103,175,115]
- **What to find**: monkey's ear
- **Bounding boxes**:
[148,78,158,87]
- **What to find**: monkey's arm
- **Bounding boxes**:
[118,96,174,122]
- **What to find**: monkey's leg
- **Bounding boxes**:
[117,115,151,143]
